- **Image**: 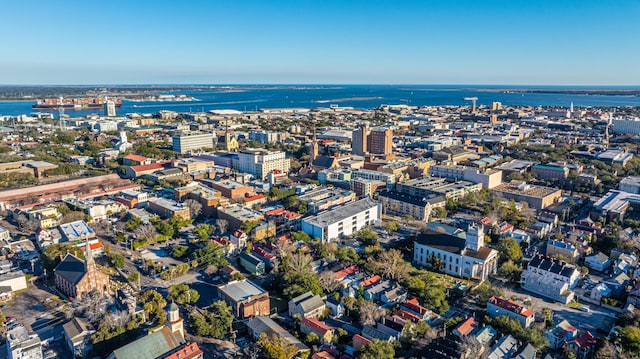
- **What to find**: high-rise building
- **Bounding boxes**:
[172,132,214,154]
[233,149,291,180]
[368,127,393,155]
[352,124,370,156]
[104,100,116,117]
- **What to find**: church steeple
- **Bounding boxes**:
[166,301,184,340]
[85,237,94,264]
[309,119,319,161]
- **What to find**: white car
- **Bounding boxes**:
[578,306,591,312]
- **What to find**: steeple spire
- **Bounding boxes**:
[85,237,94,265]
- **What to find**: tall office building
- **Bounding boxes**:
[352,124,370,156]
[104,100,116,117]
[368,127,393,155]
[233,149,291,180]
[172,132,214,154]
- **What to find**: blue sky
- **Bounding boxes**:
[1,0,638,85]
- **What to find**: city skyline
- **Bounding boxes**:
[1,0,639,85]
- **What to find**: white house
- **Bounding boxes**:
[413,223,498,281]
[301,198,381,242]
[584,252,611,272]
[520,254,579,304]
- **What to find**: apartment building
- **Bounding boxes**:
[520,254,579,304]
[298,187,356,214]
[487,296,535,328]
[377,190,432,221]
[147,198,191,220]
[172,132,214,154]
[233,149,291,180]
[301,198,381,242]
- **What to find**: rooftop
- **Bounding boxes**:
[493,181,561,198]
[302,198,379,227]
[217,279,266,302]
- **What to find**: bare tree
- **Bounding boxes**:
[359,300,386,326]
[204,264,219,275]
[184,199,202,218]
[368,249,410,281]
[318,271,341,293]
[134,224,158,243]
[216,218,229,235]
[286,251,313,274]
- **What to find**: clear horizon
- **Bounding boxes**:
[1,0,639,85]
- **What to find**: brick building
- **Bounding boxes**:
[54,240,109,300]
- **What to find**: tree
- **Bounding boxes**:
[168,284,200,305]
[360,339,395,359]
[194,242,228,267]
[291,231,311,243]
[367,248,410,281]
[297,202,308,215]
[257,333,299,359]
[356,228,378,244]
[383,221,399,233]
[155,221,175,238]
[318,271,341,293]
[497,237,522,262]
[184,199,202,218]
[304,332,319,345]
[128,272,139,283]
[189,300,233,339]
[619,326,640,357]
[108,252,125,268]
[359,300,386,326]
[134,224,158,243]
[498,260,523,283]
[172,245,189,259]
[194,224,215,241]
[216,219,229,235]
[432,207,447,219]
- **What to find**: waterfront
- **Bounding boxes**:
[1,85,640,117]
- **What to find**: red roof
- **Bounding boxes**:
[360,275,381,288]
[401,299,431,316]
[312,352,336,359]
[394,309,423,323]
[266,207,286,216]
[130,160,171,173]
[573,331,596,348]
[301,317,334,336]
[123,154,149,162]
[352,334,371,351]
[163,343,203,359]
[80,242,103,251]
[244,193,265,202]
[488,296,535,318]
[454,317,478,336]
[284,210,301,219]
[335,265,358,279]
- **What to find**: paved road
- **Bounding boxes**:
[491,278,616,336]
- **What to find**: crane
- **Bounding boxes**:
[464,97,478,113]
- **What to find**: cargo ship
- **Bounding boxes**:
[32,97,123,110]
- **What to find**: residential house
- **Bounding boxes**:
[605,272,630,297]
[325,298,344,318]
[238,252,266,276]
[230,229,248,251]
[452,317,478,337]
[487,296,535,328]
[585,252,611,272]
[569,331,597,359]
[63,317,95,358]
[300,318,334,344]
[288,291,326,319]
[246,316,309,354]
[546,239,580,263]
[544,320,578,350]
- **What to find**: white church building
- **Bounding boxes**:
[413,223,498,281]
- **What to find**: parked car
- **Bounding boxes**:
[579,306,591,312]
